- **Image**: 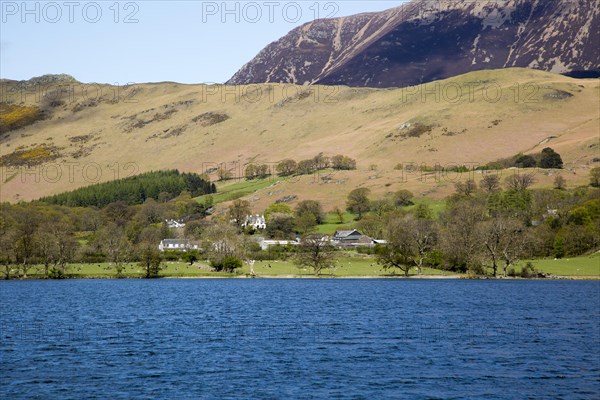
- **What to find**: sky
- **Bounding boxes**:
[1,1,407,84]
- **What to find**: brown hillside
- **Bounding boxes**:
[0,68,598,205]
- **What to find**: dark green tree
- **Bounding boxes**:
[539,147,563,169]
[138,243,163,278]
[514,154,537,168]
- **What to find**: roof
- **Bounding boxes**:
[160,239,190,245]
[334,229,362,238]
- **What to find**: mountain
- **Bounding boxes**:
[228,0,600,88]
[1,69,598,208]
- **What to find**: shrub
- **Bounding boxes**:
[0,104,43,133]
[520,262,536,278]
[48,267,65,279]
[211,256,242,273]
[469,264,485,275]
[590,167,600,187]
[182,251,199,265]
[514,154,537,168]
[162,251,182,261]
[393,190,414,207]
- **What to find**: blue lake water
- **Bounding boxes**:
[1,279,599,399]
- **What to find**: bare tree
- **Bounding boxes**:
[454,179,477,196]
[96,223,131,278]
[137,198,166,224]
[505,172,536,191]
[480,174,501,193]
[217,167,233,181]
[553,175,566,190]
[376,218,414,276]
[294,235,337,276]
[312,153,330,170]
[405,216,438,275]
[0,215,16,279]
[203,220,249,267]
[477,217,524,277]
[376,215,438,276]
[14,214,38,278]
[440,201,486,273]
[34,228,58,278]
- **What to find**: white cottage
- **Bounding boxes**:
[158,239,199,252]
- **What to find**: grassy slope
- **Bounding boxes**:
[0,68,598,209]
[196,177,284,204]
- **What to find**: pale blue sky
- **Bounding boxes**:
[1,1,407,84]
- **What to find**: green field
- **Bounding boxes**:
[315,211,358,235]
[515,253,600,277]
[195,177,283,204]
[15,262,236,279]
[7,253,599,279]
[238,258,457,277]
[405,197,447,218]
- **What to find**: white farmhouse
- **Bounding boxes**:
[242,214,267,230]
[158,239,199,252]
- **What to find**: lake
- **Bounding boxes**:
[1,279,599,399]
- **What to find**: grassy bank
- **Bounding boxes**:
[237,258,457,277]
[3,254,597,280]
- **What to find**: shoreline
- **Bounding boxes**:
[2,274,598,281]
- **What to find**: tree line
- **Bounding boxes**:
[488,147,564,170]
[217,153,357,180]
[0,167,598,279]
[0,188,216,279]
[221,170,599,277]
[349,172,599,276]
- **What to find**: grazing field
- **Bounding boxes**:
[315,211,358,235]
[238,258,457,277]
[16,262,235,279]
[516,254,600,277]
[7,253,599,279]
[196,177,284,205]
